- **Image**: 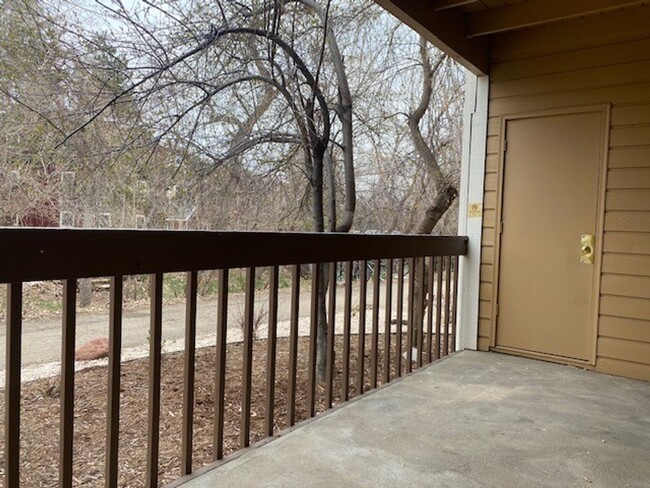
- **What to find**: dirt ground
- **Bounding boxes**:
[0,333,413,488]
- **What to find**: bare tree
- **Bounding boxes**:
[29,0,361,381]
[4,0,465,377]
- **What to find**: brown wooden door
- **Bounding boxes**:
[496,111,605,362]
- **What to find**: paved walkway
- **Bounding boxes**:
[1,281,419,382]
[178,351,650,488]
[1,286,325,369]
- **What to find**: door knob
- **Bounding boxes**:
[580,235,595,264]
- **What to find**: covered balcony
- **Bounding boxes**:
[2,0,650,487]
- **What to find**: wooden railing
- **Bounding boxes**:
[0,229,467,488]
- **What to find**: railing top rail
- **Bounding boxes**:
[0,228,468,283]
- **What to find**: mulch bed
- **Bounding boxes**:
[0,333,419,487]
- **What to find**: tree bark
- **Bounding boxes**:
[414,185,458,235]
[79,213,93,307]
[316,263,329,383]
[79,278,92,308]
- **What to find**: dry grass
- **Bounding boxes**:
[0,333,416,487]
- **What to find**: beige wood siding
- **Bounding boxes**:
[480,7,650,381]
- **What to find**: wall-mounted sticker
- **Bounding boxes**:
[468,203,482,218]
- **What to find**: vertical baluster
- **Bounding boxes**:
[444,256,452,356]
[181,272,197,475]
[426,258,435,364]
[265,266,279,437]
[325,263,336,408]
[395,259,404,377]
[406,258,415,373]
[60,279,76,488]
[146,273,163,488]
[451,256,460,353]
[416,258,426,368]
[342,262,352,401]
[287,265,300,426]
[356,261,367,395]
[435,257,443,360]
[5,283,22,488]
[240,268,255,448]
[307,263,320,417]
[382,259,393,384]
[370,260,380,389]
[106,276,123,487]
[213,269,229,460]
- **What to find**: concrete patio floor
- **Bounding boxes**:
[178,351,650,488]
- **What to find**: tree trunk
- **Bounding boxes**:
[309,147,330,383]
[405,36,457,361]
[79,279,92,308]
[411,185,458,351]
[316,264,329,383]
[79,213,93,308]
[414,186,458,235]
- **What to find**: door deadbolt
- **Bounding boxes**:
[580,234,595,264]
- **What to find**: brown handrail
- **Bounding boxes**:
[0,229,467,283]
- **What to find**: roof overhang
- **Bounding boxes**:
[374,0,490,75]
[375,0,649,76]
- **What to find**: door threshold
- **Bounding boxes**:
[491,345,595,369]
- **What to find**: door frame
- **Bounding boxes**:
[489,105,611,367]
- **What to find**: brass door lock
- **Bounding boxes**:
[580,234,595,264]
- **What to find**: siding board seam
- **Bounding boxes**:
[491,76,650,101]
[489,81,650,115]
[491,39,650,82]
[598,334,650,345]
[493,56,650,83]
[490,82,650,104]
[491,60,650,100]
